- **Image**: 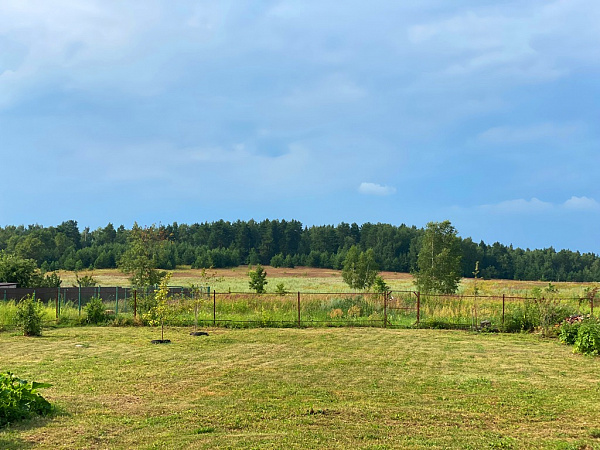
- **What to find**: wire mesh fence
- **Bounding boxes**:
[418,293,596,331]
[0,286,210,325]
[0,287,596,331]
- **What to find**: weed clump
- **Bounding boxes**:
[0,372,52,427]
[14,295,44,336]
[84,297,108,325]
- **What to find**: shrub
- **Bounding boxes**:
[502,299,576,334]
[84,297,107,325]
[131,294,158,316]
[14,296,44,336]
[275,282,288,295]
[574,322,600,356]
[0,372,52,427]
[501,305,537,333]
[534,298,575,337]
[559,321,582,345]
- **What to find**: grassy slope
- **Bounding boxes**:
[58,267,598,297]
[2,327,600,449]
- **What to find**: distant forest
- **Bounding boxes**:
[0,220,599,282]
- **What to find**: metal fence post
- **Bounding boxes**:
[297,291,301,327]
[591,296,594,317]
[78,286,81,316]
[502,294,505,327]
[213,290,216,326]
[56,288,59,319]
[416,291,421,326]
[383,291,388,328]
[133,290,137,319]
[115,287,119,315]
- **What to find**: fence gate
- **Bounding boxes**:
[387,290,420,327]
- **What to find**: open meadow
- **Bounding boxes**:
[2,327,600,449]
[57,266,597,297]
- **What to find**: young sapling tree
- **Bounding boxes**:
[249,265,268,294]
[147,273,172,343]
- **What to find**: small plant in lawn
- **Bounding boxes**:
[0,372,52,427]
[84,297,108,325]
[14,295,44,336]
[145,273,173,343]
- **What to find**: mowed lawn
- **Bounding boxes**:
[2,327,600,449]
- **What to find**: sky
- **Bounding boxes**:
[0,0,599,253]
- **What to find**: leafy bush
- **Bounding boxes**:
[535,298,575,337]
[574,322,600,356]
[501,305,537,333]
[84,297,107,325]
[502,299,576,334]
[130,294,158,316]
[0,372,52,427]
[14,296,44,336]
[559,321,582,345]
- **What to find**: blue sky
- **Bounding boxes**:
[0,1,599,253]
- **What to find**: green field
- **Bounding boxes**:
[56,267,599,298]
[2,327,600,449]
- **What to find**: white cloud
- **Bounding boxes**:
[358,182,396,196]
[563,196,600,211]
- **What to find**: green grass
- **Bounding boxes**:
[2,327,600,449]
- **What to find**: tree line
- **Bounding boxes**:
[0,219,599,283]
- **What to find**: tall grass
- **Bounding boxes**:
[1,281,594,332]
